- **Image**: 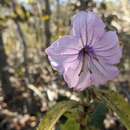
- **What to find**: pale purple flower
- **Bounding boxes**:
[45,11,122,91]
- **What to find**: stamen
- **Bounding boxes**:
[78,49,85,76]
[78,46,94,76]
[88,68,92,74]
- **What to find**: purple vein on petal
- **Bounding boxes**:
[91,31,105,46]
[80,33,85,48]
[63,56,79,63]
[88,24,95,46]
[51,51,79,55]
[95,51,120,57]
[90,56,107,78]
[56,47,80,52]
[93,43,117,51]
[65,47,80,51]
[85,11,88,46]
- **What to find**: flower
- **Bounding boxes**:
[45,11,122,91]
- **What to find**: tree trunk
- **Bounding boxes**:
[12,1,31,84]
[79,0,91,10]
[79,0,87,10]
[56,0,60,34]
[44,0,51,47]
[0,31,14,100]
[15,21,31,84]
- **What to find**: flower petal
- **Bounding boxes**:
[73,55,92,91]
[94,31,122,64]
[63,57,82,88]
[74,71,92,91]
[46,36,82,73]
[72,11,105,46]
[90,57,119,86]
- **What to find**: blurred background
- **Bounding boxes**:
[0,0,130,130]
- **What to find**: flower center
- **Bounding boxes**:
[80,45,94,56]
[78,46,94,76]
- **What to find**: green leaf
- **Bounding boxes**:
[90,102,108,129]
[96,89,130,130]
[37,100,78,130]
[60,118,80,130]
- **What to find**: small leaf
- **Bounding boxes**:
[90,102,108,129]
[106,91,130,130]
[96,89,130,130]
[41,15,50,21]
[37,100,78,130]
[60,118,80,130]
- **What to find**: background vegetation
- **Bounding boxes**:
[0,0,130,130]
